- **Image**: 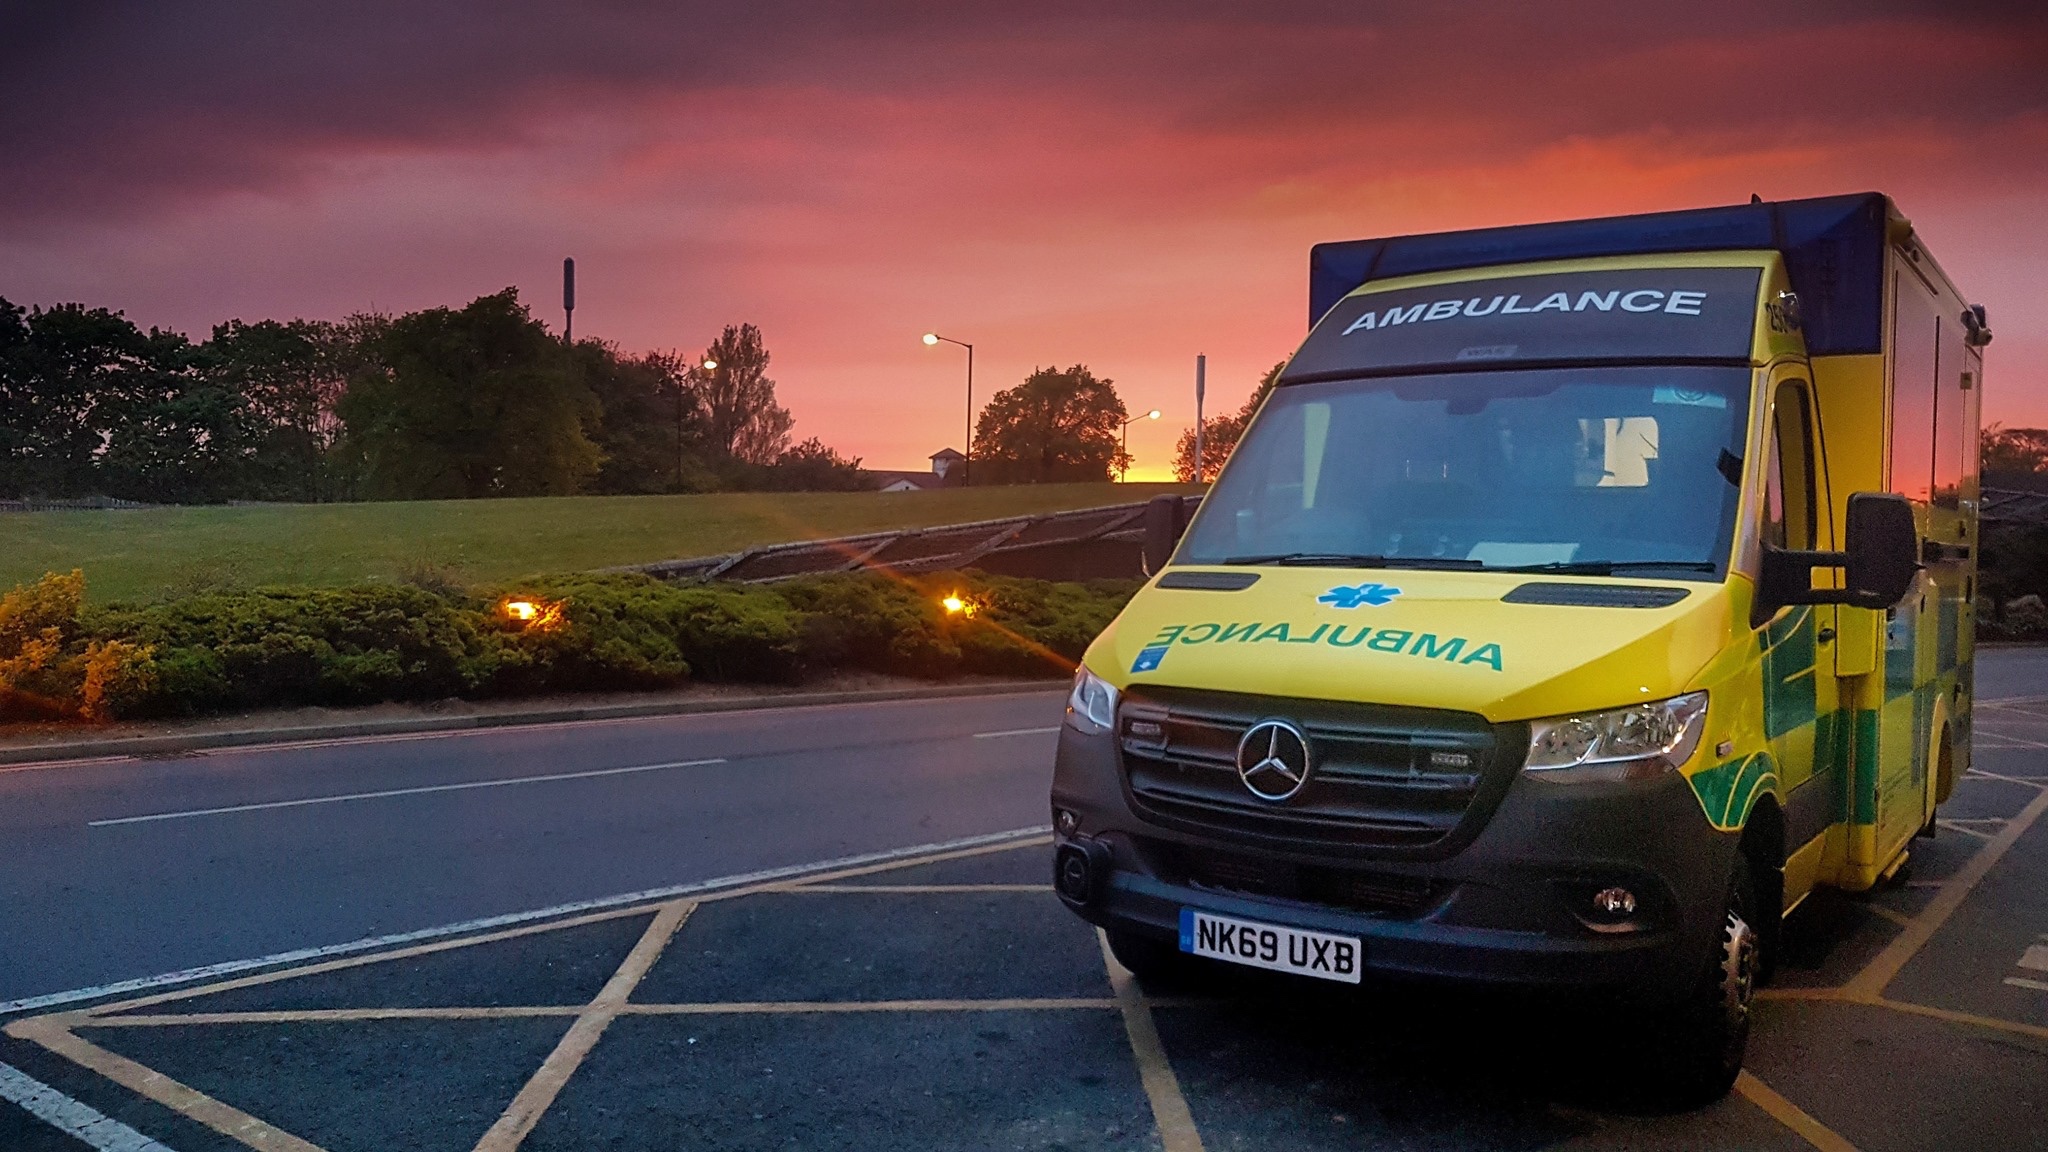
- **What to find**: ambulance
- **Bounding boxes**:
[1050,193,1988,1101]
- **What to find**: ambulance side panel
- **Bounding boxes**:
[1816,239,1979,890]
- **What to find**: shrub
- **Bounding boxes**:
[770,570,1141,679]
[485,573,809,690]
[0,566,1143,723]
[771,572,962,677]
[87,584,484,714]
[79,639,157,722]
[0,570,102,719]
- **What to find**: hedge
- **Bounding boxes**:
[0,568,1139,723]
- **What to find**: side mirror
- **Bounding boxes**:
[1142,494,1191,576]
[1755,491,1919,623]
[1840,492,1919,608]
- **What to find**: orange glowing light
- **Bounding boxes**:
[941,594,973,616]
[502,597,565,630]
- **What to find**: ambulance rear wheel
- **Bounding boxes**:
[1650,858,1760,1107]
[1105,927,1190,983]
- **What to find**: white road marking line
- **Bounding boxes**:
[1974,733,2048,750]
[2004,977,2048,993]
[973,726,1061,739]
[1936,820,1996,840]
[0,1060,178,1152]
[0,754,144,776]
[2020,944,2048,973]
[1966,769,2048,787]
[0,687,1067,773]
[86,758,728,827]
[0,825,1047,1016]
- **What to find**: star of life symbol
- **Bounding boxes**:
[1318,582,1401,609]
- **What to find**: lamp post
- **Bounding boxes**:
[1119,409,1161,481]
[922,333,973,485]
[676,357,716,489]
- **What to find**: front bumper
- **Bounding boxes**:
[1050,721,1737,1000]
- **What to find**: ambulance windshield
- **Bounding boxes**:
[1179,365,1752,579]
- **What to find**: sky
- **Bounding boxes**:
[3,1,2045,478]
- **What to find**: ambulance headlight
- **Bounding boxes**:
[1524,692,1708,782]
[1067,666,1119,735]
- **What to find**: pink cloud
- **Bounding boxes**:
[3,3,2045,470]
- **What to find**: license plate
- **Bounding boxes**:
[1179,908,1361,984]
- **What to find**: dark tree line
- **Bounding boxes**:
[0,290,862,503]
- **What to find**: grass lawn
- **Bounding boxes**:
[0,483,1199,603]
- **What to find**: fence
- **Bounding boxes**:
[0,496,154,514]
[1983,487,2048,528]
[616,497,1202,584]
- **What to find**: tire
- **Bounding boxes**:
[1645,857,1761,1107]
[1105,926,1189,983]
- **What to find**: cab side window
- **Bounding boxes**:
[1763,381,1817,552]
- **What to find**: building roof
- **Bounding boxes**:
[929,447,966,462]
[865,469,948,491]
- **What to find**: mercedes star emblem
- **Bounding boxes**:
[1236,719,1313,802]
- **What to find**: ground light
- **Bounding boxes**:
[501,597,563,629]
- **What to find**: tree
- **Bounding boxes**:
[1172,360,1284,482]
[763,436,867,491]
[0,299,192,498]
[698,324,792,465]
[583,346,716,494]
[1984,425,2048,478]
[972,365,1128,484]
[200,318,352,501]
[336,289,601,499]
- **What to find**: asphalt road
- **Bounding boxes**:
[3,652,2046,1152]
[0,690,1069,1006]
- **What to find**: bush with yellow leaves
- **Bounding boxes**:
[0,570,157,722]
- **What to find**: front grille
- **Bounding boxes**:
[1153,843,1441,916]
[1117,686,1523,857]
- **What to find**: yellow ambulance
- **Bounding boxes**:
[1050,193,1988,1101]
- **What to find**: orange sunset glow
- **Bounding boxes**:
[4,3,2044,476]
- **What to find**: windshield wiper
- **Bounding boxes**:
[1485,560,1719,576]
[1218,552,1485,570]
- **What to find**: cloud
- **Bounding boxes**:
[4,1,2046,465]
[8,2,2044,225]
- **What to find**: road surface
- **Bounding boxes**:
[2,652,2046,1151]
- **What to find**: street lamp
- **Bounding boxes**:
[922,332,973,485]
[674,357,717,488]
[1119,409,1161,481]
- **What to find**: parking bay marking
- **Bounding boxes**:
[973,726,1061,739]
[7,835,1091,1152]
[0,1059,179,1152]
[474,901,694,1152]
[6,1014,324,1152]
[1734,1072,1862,1152]
[85,757,729,827]
[0,826,1049,1017]
[8,829,1897,1152]
[1100,930,1206,1152]
[1842,777,2048,1002]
